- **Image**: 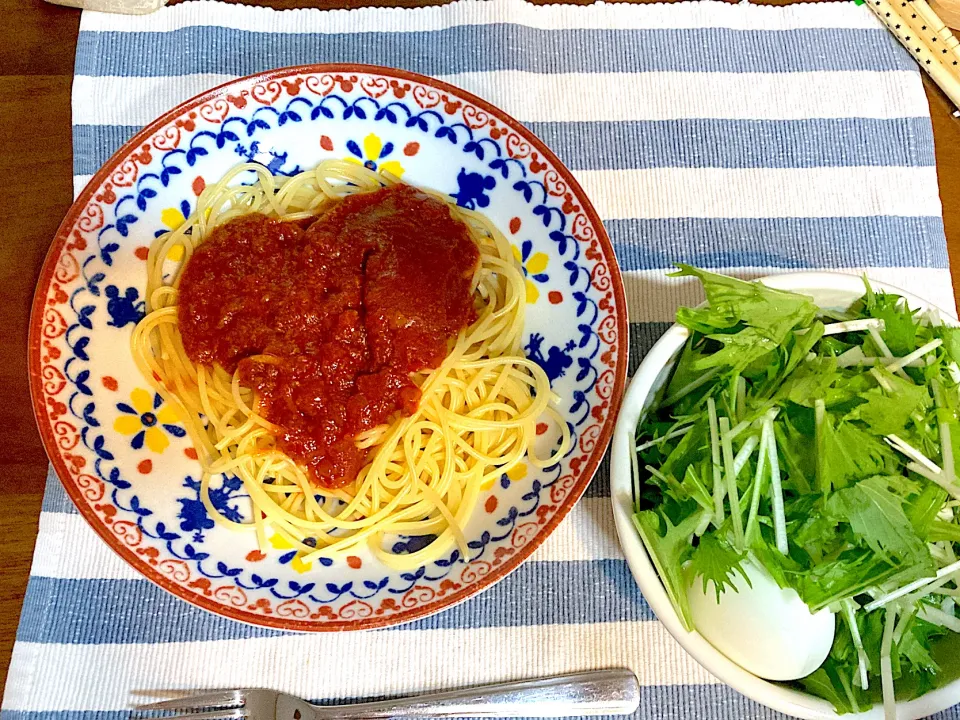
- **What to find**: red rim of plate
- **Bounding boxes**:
[28,63,630,631]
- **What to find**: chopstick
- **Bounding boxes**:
[862,0,960,116]
[912,0,960,60]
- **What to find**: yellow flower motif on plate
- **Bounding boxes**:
[160,207,186,262]
[161,207,185,231]
[512,241,550,304]
[269,532,313,573]
[345,133,405,178]
[483,461,528,490]
[113,388,185,454]
[506,463,528,482]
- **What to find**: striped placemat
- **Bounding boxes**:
[3,0,955,718]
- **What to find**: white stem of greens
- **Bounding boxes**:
[930,541,953,563]
[880,606,897,720]
[944,597,956,615]
[815,399,826,495]
[941,420,956,484]
[645,465,673,488]
[870,326,895,359]
[933,376,958,486]
[865,558,960,611]
[819,318,885,336]
[893,603,917,645]
[944,539,958,563]
[720,416,745,551]
[918,604,960,632]
[836,346,868,367]
[663,368,721,408]
[694,512,713,537]
[708,397,725,528]
[870,326,910,380]
[764,414,789,554]
[905,462,960,501]
[884,339,943,374]
[836,346,926,369]
[870,367,895,392]
[932,377,947,408]
[745,418,772,545]
[635,424,693,453]
[727,419,751,442]
[841,598,870,689]
[838,671,861,714]
[887,435,943,475]
[949,362,960,385]
[730,375,738,420]
[732,435,759,479]
[900,572,960,609]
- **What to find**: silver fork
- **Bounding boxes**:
[132,668,640,719]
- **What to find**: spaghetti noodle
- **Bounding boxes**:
[131,160,569,569]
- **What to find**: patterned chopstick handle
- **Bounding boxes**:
[863,0,960,113]
[911,0,960,64]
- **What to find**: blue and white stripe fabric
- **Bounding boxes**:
[4,1,954,718]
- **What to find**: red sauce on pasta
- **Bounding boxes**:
[177,184,480,488]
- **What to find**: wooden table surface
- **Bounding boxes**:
[2,0,960,693]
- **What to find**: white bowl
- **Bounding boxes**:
[609,271,960,719]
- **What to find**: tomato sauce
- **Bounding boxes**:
[177,184,480,488]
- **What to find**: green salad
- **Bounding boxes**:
[633,266,960,714]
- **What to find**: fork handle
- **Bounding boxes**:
[296,668,640,718]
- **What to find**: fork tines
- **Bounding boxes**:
[132,689,247,720]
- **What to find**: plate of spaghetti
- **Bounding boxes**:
[30,64,628,630]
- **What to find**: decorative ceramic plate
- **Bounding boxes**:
[29,64,628,631]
